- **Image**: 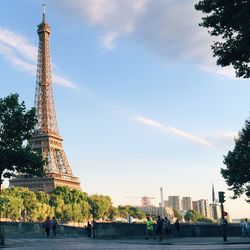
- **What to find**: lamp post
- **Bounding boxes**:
[218,191,227,242]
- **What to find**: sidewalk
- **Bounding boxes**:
[1,236,250,250]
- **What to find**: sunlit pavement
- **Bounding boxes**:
[1,236,250,250]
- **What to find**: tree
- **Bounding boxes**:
[50,186,91,223]
[0,94,44,189]
[127,206,145,220]
[117,206,129,219]
[222,118,250,199]
[197,217,213,223]
[173,209,183,221]
[195,0,250,78]
[184,210,199,222]
[89,194,113,220]
[184,210,194,222]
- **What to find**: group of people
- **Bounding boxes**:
[241,218,250,237]
[43,216,58,237]
[146,215,180,241]
[43,218,96,238]
[84,221,93,238]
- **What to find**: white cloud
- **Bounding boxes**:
[134,116,213,147]
[100,32,118,50]
[55,0,148,49]
[0,42,36,73]
[0,27,37,62]
[0,27,78,89]
[54,0,235,78]
[53,74,78,89]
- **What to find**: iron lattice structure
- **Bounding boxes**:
[10,10,81,192]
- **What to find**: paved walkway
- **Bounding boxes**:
[1,236,250,249]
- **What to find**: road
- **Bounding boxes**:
[1,236,250,250]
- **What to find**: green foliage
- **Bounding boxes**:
[0,94,44,185]
[195,0,250,78]
[173,209,183,221]
[197,217,213,223]
[35,191,50,204]
[116,205,146,220]
[184,210,197,222]
[89,194,113,220]
[0,195,22,220]
[0,186,146,223]
[117,205,129,219]
[222,118,250,199]
[50,186,91,223]
[184,209,212,223]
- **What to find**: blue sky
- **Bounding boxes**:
[1,0,250,219]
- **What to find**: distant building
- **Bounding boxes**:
[197,199,211,218]
[182,197,193,211]
[137,205,161,217]
[164,200,170,207]
[209,183,220,220]
[168,196,182,210]
[192,201,198,212]
[210,203,219,220]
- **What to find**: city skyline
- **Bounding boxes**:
[1,0,250,219]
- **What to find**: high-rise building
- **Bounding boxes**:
[192,201,198,212]
[210,183,219,220]
[210,204,219,220]
[197,199,211,218]
[10,6,81,192]
[212,183,216,203]
[168,196,181,210]
[182,197,193,211]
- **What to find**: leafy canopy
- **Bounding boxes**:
[195,0,250,78]
[0,94,44,184]
[222,118,250,200]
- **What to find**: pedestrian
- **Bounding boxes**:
[145,216,154,240]
[163,217,171,237]
[86,221,92,237]
[155,215,163,241]
[243,218,249,237]
[174,219,180,237]
[43,216,51,237]
[51,216,58,237]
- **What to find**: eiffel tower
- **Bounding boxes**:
[10,6,81,192]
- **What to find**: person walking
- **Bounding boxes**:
[243,218,249,237]
[174,219,180,237]
[163,217,171,237]
[145,216,154,240]
[51,217,58,237]
[155,215,163,241]
[43,216,52,237]
[86,221,92,238]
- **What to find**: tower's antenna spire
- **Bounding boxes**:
[42,4,46,23]
[212,182,215,204]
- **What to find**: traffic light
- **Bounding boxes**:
[218,191,225,203]
[223,211,228,217]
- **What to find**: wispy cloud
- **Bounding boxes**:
[133,116,213,147]
[0,27,78,89]
[100,32,118,50]
[206,131,238,147]
[54,0,148,49]
[54,0,235,78]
